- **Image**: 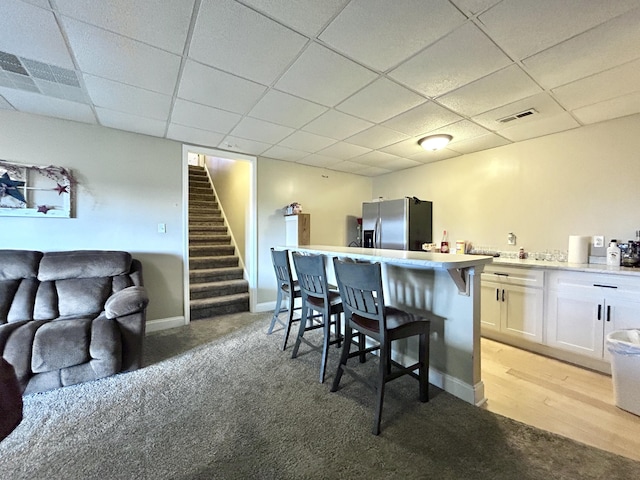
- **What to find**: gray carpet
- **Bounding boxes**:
[1,311,639,479]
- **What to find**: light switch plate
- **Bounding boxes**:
[158,223,166,234]
[593,235,604,248]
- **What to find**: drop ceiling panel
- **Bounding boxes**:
[55,0,195,55]
[354,165,392,177]
[389,23,512,98]
[552,58,640,111]
[190,0,307,85]
[317,142,371,160]
[425,119,492,144]
[21,0,51,8]
[277,130,337,152]
[62,18,181,95]
[450,0,502,16]
[0,94,13,109]
[447,133,511,154]
[379,136,427,157]
[218,135,271,155]
[0,0,75,68]
[230,117,294,144]
[409,148,461,164]
[296,154,342,168]
[301,109,373,140]
[96,107,167,137]
[351,150,418,171]
[328,161,369,174]
[498,112,579,141]
[171,99,241,133]
[523,9,640,89]
[248,90,327,129]
[261,145,309,162]
[472,92,565,131]
[319,0,466,71]
[84,75,172,121]
[336,77,426,123]
[240,0,350,37]
[344,125,409,150]
[573,92,640,125]
[478,0,639,60]
[0,86,96,124]
[437,64,542,117]
[274,43,378,106]
[382,101,464,137]
[178,60,266,114]
[168,124,226,147]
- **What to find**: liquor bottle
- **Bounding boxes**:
[440,230,449,254]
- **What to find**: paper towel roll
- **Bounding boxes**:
[568,235,590,264]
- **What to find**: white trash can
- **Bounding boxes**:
[607,329,640,416]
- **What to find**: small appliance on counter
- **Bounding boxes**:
[619,241,640,267]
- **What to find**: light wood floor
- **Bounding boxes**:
[480,337,640,462]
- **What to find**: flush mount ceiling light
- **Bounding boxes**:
[418,134,452,151]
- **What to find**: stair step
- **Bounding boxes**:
[190,245,235,256]
[190,267,244,282]
[189,199,218,207]
[189,225,228,234]
[190,293,250,319]
[190,279,249,299]
[190,255,239,269]
[190,214,224,223]
[189,207,222,216]
[189,234,232,245]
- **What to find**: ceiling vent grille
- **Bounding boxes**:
[497,108,537,124]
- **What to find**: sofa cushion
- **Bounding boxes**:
[0,250,42,281]
[56,278,111,318]
[38,251,132,281]
[105,286,149,319]
[31,318,92,372]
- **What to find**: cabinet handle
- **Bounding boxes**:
[607,305,611,322]
[597,304,602,320]
[496,288,499,301]
[501,289,505,302]
[494,273,509,277]
[593,284,617,289]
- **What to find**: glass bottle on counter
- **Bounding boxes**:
[440,230,449,253]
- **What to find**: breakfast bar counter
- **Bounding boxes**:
[283,245,494,405]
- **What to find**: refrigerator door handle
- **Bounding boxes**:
[374,217,380,248]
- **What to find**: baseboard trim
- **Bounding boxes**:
[146,316,186,333]
[254,301,276,313]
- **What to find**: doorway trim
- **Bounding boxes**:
[182,144,258,324]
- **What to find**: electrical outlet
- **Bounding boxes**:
[593,235,604,248]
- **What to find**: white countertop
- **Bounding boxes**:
[492,257,640,277]
[284,245,494,270]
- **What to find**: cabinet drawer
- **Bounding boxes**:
[481,265,544,288]
[547,271,640,296]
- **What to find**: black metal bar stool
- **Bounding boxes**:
[291,252,343,383]
[331,257,432,435]
[267,248,301,350]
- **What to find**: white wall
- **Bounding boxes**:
[372,114,640,255]
[255,157,372,304]
[0,111,185,322]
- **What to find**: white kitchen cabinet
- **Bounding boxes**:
[546,271,640,360]
[481,266,544,343]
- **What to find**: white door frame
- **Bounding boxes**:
[182,144,258,324]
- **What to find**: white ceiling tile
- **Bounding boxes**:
[55,0,194,54]
[248,90,327,128]
[478,0,640,59]
[351,151,420,171]
[552,58,640,111]
[437,64,542,117]
[572,92,640,125]
[171,99,241,133]
[240,0,349,37]
[0,0,74,68]
[353,165,392,177]
[168,124,226,147]
[389,23,512,98]
[383,101,464,137]
[522,7,640,89]
[218,135,271,155]
[450,0,501,16]
[380,136,427,157]
[62,18,181,94]
[472,92,565,131]
[423,119,492,143]
[274,42,378,106]
[83,75,172,120]
[345,125,409,150]
[317,142,371,160]
[498,112,579,141]
[96,107,167,137]
[319,0,466,71]
[230,117,294,144]
[301,109,373,140]
[296,154,342,168]
[190,0,307,85]
[327,161,368,174]
[21,0,51,8]
[278,130,336,152]
[409,148,461,164]
[336,77,426,123]
[261,145,309,162]
[178,60,266,114]
[0,94,14,109]
[447,133,511,154]
[0,86,96,124]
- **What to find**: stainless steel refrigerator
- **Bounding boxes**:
[361,197,432,251]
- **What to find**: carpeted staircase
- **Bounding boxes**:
[188,165,249,320]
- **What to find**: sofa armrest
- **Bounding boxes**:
[105,286,149,319]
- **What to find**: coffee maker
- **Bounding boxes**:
[620,240,640,267]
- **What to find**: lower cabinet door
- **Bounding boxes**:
[480,282,501,333]
[503,285,544,343]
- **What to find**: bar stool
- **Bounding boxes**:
[291,252,343,383]
[331,257,432,435]
[267,248,301,350]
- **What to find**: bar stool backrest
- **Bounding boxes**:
[271,248,294,291]
[291,252,330,304]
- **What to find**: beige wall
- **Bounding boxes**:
[372,113,640,255]
[255,157,372,304]
[205,155,251,263]
[0,111,185,322]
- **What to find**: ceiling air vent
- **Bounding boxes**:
[497,108,537,124]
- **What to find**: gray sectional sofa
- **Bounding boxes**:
[0,250,149,395]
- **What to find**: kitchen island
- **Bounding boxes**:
[282,245,494,406]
